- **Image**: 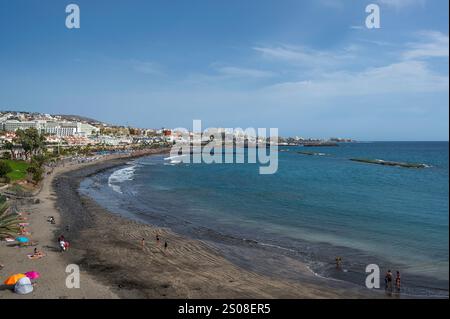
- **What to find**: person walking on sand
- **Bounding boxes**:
[59,239,66,252]
[395,271,401,292]
[156,234,160,245]
[141,238,145,250]
[164,241,168,250]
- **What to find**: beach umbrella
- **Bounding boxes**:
[14,277,33,295]
[25,271,40,280]
[15,236,29,243]
[4,273,26,285]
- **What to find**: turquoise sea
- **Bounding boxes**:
[81,142,449,297]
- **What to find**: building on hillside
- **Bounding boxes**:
[1,119,100,137]
[2,120,40,131]
[90,135,133,146]
[63,135,92,146]
[45,135,63,144]
[78,122,100,136]
[43,121,77,136]
[0,131,17,144]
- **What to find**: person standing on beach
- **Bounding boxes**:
[156,234,160,246]
[395,271,401,292]
[141,238,145,250]
[385,270,393,290]
[164,241,168,250]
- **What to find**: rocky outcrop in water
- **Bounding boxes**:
[350,158,428,168]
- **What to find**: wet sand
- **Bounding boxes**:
[1,150,373,298]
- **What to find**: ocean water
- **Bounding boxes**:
[80,142,449,297]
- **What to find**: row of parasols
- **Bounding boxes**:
[3,271,40,295]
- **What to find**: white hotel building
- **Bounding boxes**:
[1,120,99,137]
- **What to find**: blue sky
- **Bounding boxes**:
[0,0,448,140]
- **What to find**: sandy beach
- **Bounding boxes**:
[1,150,372,299]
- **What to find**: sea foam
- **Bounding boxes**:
[108,165,136,194]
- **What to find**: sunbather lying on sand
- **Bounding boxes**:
[27,250,46,259]
[27,254,46,260]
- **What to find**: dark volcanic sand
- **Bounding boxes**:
[53,155,374,298]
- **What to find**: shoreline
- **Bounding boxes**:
[0,148,169,299]
[52,153,374,298]
[1,148,372,298]
[2,148,444,298]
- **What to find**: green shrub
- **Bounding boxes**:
[31,154,47,167]
[2,152,12,160]
[27,163,44,184]
[0,161,13,178]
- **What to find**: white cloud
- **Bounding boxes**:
[317,0,345,9]
[253,45,354,67]
[267,60,448,97]
[130,60,164,75]
[378,0,426,9]
[357,39,396,47]
[252,29,448,97]
[403,31,449,60]
[214,66,275,78]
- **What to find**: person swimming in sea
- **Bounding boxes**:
[335,256,342,269]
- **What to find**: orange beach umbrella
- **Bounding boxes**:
[4,273,26,285]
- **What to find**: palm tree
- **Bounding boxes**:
[0,198,20,239]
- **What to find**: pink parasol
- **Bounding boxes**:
[25,271,40,280]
